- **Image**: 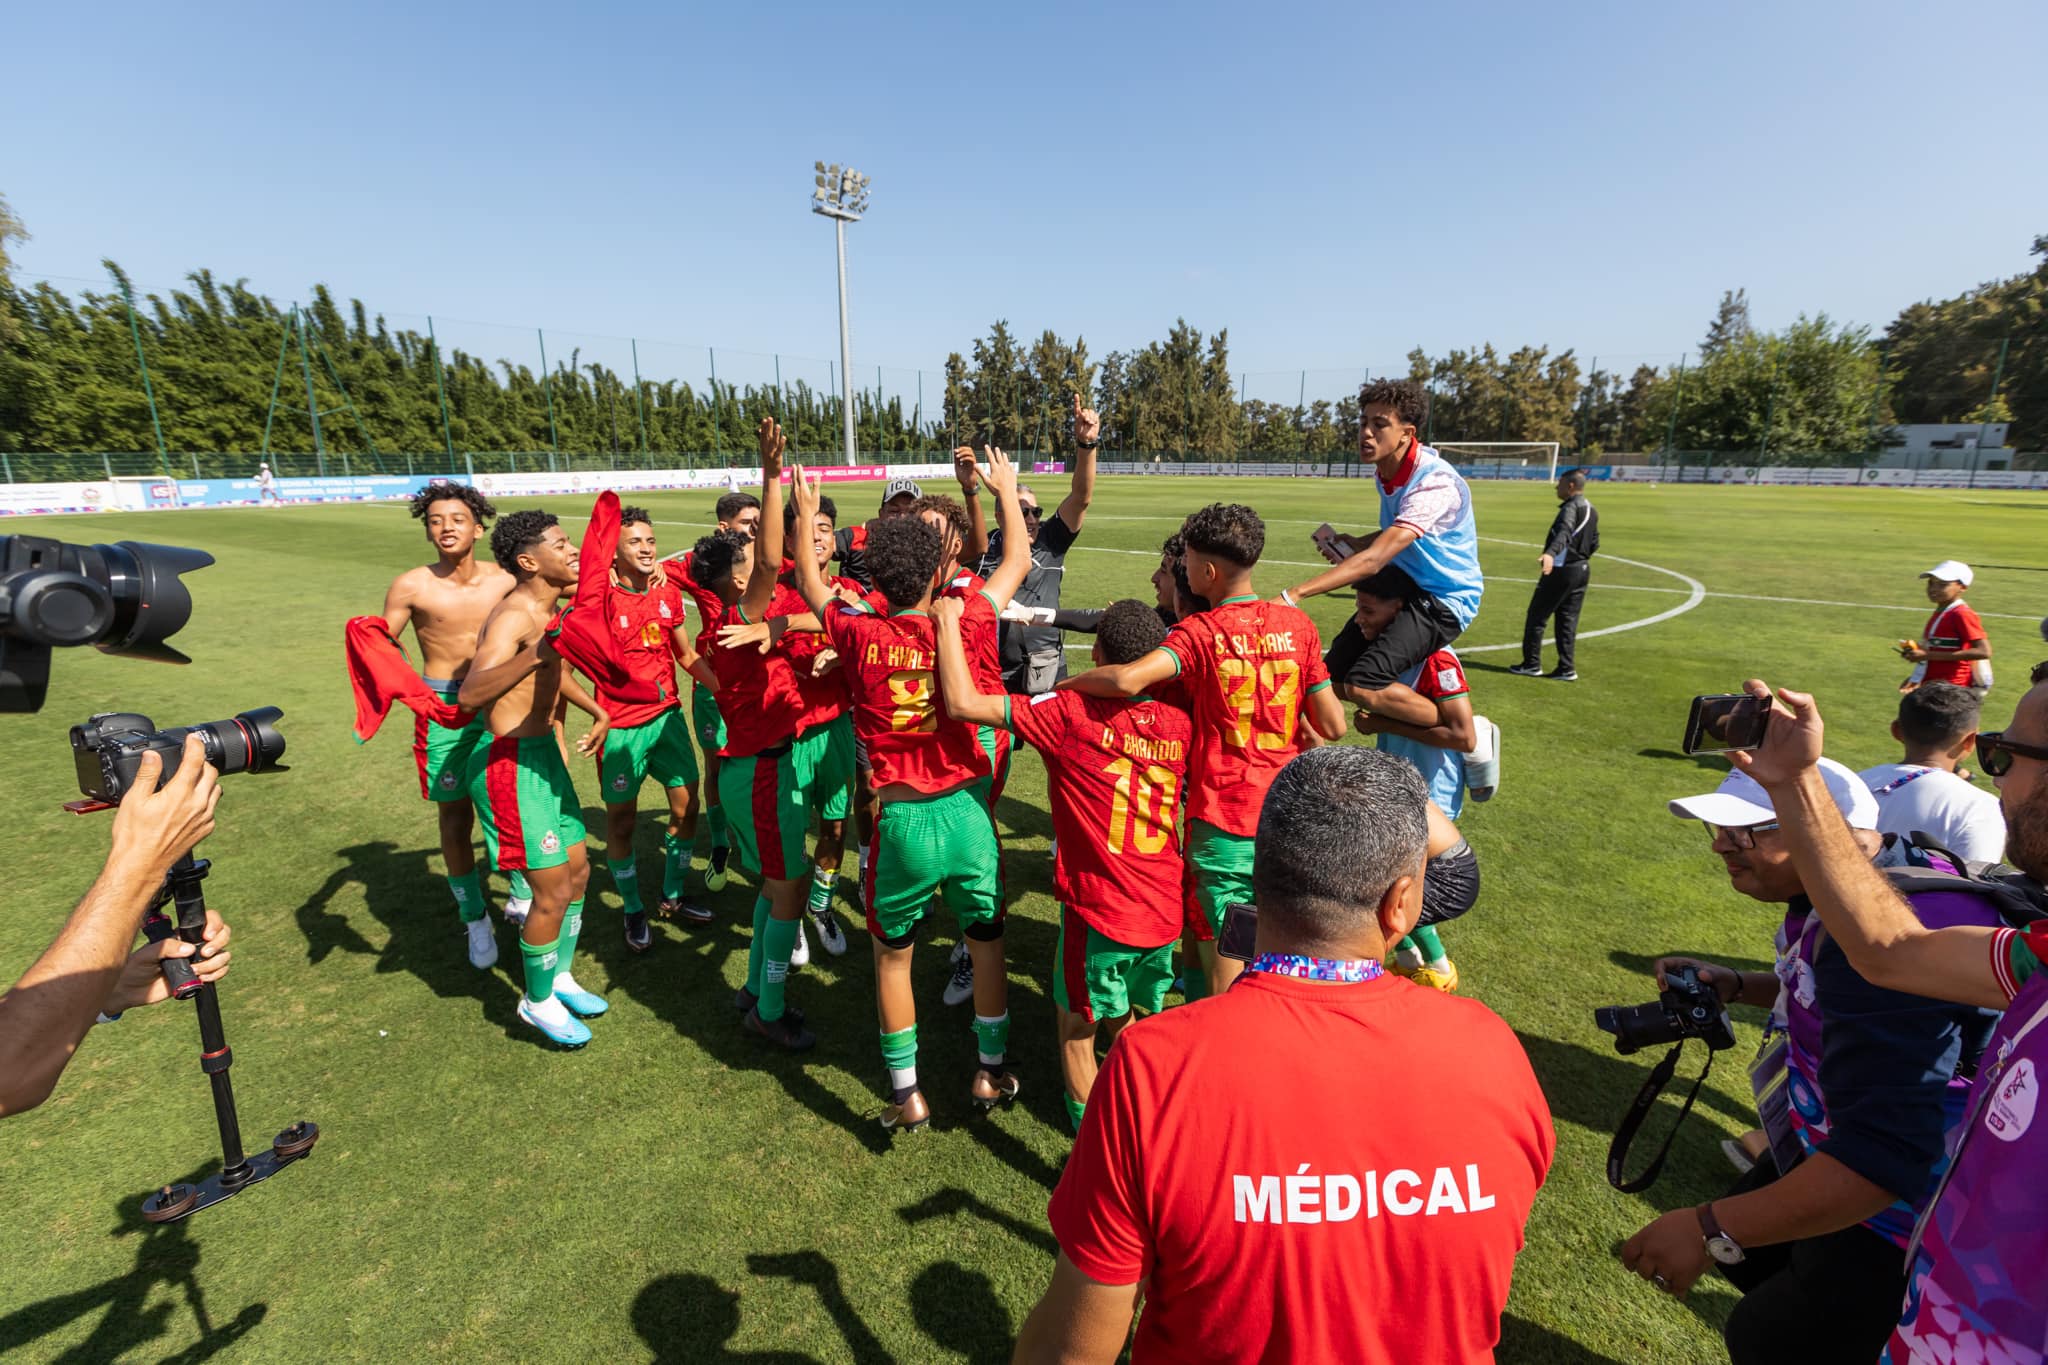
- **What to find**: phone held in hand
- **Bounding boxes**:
[1219,902,1258,962]
[1682,693,1770,755]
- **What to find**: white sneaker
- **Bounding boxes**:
[789,922,811,969]
[810,909,849,957]
[502,894,531,928]
[466,918,499,970]
[942,945,976,1007]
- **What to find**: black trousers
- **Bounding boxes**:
[1520,559,1589,672]
[1716,1164,1910,1365]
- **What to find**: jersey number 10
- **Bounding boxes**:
[1105,756,1178,855]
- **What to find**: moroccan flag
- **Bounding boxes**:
[343,616,473,742]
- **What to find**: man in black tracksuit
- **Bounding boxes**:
[1511,467,1598,681]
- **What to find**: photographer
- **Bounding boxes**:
[0,735,231,1118]
[1620,756,2003,1365]
[1015,747,1552,1364]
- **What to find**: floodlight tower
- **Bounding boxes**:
[811,161,870,466]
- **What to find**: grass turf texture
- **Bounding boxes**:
[3,478,2044,1363]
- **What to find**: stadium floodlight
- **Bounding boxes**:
[811,161,870,465]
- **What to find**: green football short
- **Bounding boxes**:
[415,686,488,804]
[1186,819,1256,939]
[692,684,727,755]
[862,786,1003,944]
[597,707,699,804]
[468,734,588,873]
[793,714,855,822]
[1053,904,1174,1024]
[717,742,808,881]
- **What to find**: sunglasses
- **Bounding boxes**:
[1706,821,1779,850]
[1020,505,1044,520]
[1976,730,2048,779]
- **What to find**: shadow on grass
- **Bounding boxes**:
[1636,747,1736,772]
[746,1252,891,1363]
[911,1261,1013,1364]
[898,1187,1058,1256]
[0,1166,267,1364]
[1496,1313,1629,1363]
[632,1272,819,1364]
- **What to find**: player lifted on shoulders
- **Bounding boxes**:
[597,507,719,951]
[785,450,1030,1132]
[379,482,527,967]
[1063,503,1347,999]
[458,512,612,1048]
[661,489,761,897]
[1277,378,1483,729]
[934,596,1190,1136]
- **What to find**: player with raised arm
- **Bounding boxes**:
[1061,503,1348,999]
[597,507,719,950]
[457,511,612,1048]
[379,482,526,967]
[660,490,761,898]
[934,595,1189,1135]
[784,452,1029,1131]
[685,420,816,1050]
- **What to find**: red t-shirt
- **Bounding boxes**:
[662,553,729,659]
[1049,972,1555,1364]
[1158,597,1332,836]
[1921,600,1987,688]
[1007,690,1189,948]
[941,570,1006,695]
[718,583,809,757]
[779,572,862,733]
[820,598,987,794]
[599,578,684,729]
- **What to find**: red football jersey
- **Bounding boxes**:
[1008,690,1190,948]
[1049,973,1555,1364]
[1158,596,1332,836]
[717,582,809,757]
[662,553,729,659]
[781,572,861,732]
[1922,600,1987,688]
[941,572,1005,694]
[599,578,683,729]
[821,599,987,794]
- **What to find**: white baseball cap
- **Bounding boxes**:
[883,477,922,503]
[1920,560,1974,587]
[1668,757,1879,832]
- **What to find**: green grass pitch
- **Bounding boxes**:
[3,477,2043,1362]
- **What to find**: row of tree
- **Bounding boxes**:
[0,191,2040,461]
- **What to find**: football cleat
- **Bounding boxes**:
[518,996,591,1049]
[705,845,731,893]
[466,918,499,970]
[553,974,610,1018]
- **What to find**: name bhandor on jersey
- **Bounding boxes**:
[1375,647,1469,820]
[1157,597,1333,837]
[1008,690,1193,949]
[718,582,810,758]
[600,579,684,729]
[821,599,989,794]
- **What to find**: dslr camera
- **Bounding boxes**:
[1594,965,1737,1056]
[72,708,287,804]
[0,534,213,713]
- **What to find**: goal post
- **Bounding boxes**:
[1431,442,1561,483]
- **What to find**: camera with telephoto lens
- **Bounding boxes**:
[0,534,213,713]
[1593,965,1738,1056]
[71,708,287,804]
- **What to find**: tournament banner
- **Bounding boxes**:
[163,475,437,507]
[0,480,117,516]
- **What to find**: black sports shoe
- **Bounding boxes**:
[624,911,652,952]
[1548,667,1579,682]
[705,844,731,893]
[1507,662,1544,677]
[657,895,715,925]
[732,986,805,1029]
[744,1003,816,1052]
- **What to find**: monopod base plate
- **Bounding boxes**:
[141,1120,319,1223]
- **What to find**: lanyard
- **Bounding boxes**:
[1248,954,1386,984]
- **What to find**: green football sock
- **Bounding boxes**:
[973,1012,1010,1068]
[508,870,532,902]
[880,1024,919,1100]
[557,899,585,980]
[519,936,560,1002]
[708,805,729,851]
[661,832,688,899]
[1410,924,1446,963]
[806,866,834,916]
[1065,1093,1087,1134]
[448,869,485,924]
[758,916,799,1022]
[608,858,643,914]
[745,895,771,996]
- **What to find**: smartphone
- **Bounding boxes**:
[1683,693,1770,755]
[1218,902,1259,962]
[1311,523,1356,560]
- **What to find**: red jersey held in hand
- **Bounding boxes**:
[1007,690,1190,948]
[599,578,683,729]
[781,572,862,732]
[1157,596,1332,836]
[820,598,987,794]
[662,553,729,659]
[1048,971,1555,1364]
[718,582,809,757]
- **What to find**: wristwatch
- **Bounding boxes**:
[1697,1203,1745,1266]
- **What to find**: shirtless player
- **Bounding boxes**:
[459,510,613,1049]
[380,482,528,969]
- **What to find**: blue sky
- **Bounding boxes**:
[5,0,2044,407]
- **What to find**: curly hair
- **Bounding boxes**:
[410,481,496,524]
[688,530,749,592]
[1098,599,1169,665]
[619,504,654,531]
[1358,378,1429,429]
[490,510,559,574]
[912,493,969,545]
[1178,503,1265,570]
[865,516,944,610]
[1353,565,1418,604]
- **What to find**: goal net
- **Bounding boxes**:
[1432,442,1560,483]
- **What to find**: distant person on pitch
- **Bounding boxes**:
[255,460,281,505]
[1509,466,1598,682]
[1899,560,1991,697]
[1860,682,2007,866]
